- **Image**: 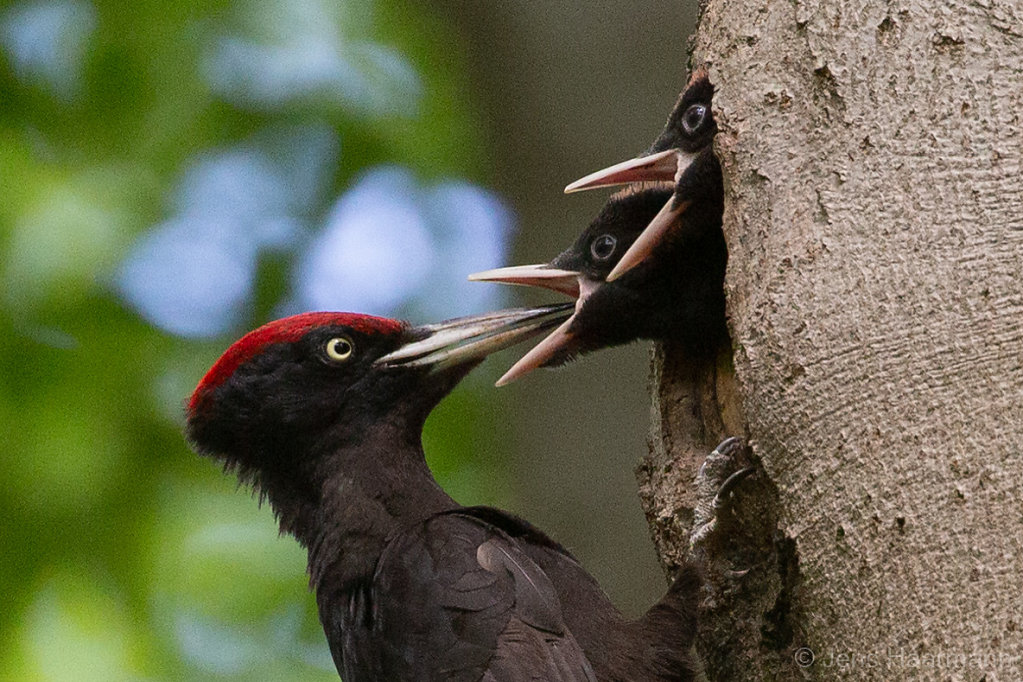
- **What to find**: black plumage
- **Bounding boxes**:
[565,71,718,281]
[185,306,701,681]
[470,72,724,384]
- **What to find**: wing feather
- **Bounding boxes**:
[325,511,596,680]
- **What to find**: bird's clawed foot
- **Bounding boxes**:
[688,437,753,559]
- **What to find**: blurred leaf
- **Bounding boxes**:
[3,165,144,312]
[13,571,147,681]
[0,1,511,679]
[0,0,96,101]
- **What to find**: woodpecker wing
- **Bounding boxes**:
[347,512,596,681]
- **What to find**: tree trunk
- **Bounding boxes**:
[638,0,1023,679]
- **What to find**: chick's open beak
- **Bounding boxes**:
[493,278,601,386]
[468,264,582,298]
[564,148,696,193]
[605,198,690,282]
[564,147,700,281]
[468,265,596,385]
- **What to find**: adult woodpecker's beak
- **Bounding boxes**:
[564,148,698,282]
[375,303,573,373]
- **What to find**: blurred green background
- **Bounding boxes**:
[0,1,694,679]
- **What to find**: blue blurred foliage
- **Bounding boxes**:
[289,165,512,320]
[117,123,332,337]
[204,0,422,117]
[1,0,94,101]
[0,0,515,679]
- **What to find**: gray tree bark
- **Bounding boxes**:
[638,0,1023,679]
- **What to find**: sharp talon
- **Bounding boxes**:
[690,437,752,560]
[712,436,742,458]
[722,466,755,491]
[712,467,755,509]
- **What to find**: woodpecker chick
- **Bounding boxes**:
[471,72,723,385]
[566,70,718,281]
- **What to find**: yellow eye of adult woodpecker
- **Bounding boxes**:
[325,337,354,362]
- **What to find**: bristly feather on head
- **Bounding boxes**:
[186,312,408,533]
[189,312,405,413]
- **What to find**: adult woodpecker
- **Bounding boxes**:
[470,71,723,385]
[186,305,715,681]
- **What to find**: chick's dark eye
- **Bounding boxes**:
[324,337,354,362]
[590,234,617,261]
[682,103,708,134]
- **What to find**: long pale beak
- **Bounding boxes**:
[564,148,697,193]
[494,318,574,386]
[495,279,600,386]
[605,198,690,282]
[468,264,581,298]
[375,304,573,372]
